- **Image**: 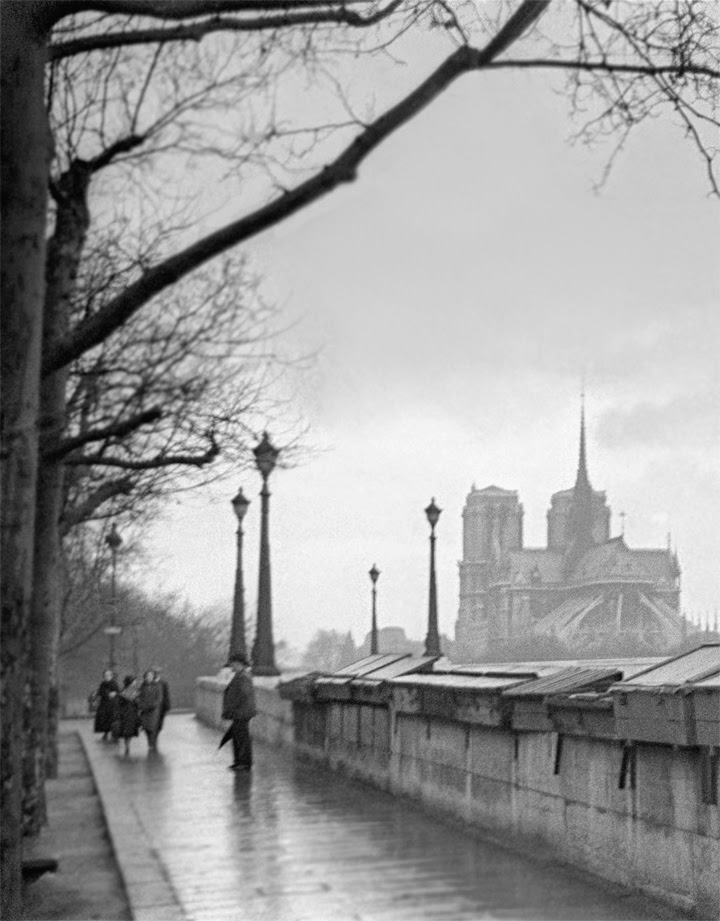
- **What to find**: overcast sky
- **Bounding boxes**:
[140,61,719,656]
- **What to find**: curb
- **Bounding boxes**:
[77,727,187,921]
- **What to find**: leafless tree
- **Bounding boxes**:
[2,2,718,912]
[26,244,295,824]
[23,35,314,832]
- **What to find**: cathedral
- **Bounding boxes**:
[455,407,684,661]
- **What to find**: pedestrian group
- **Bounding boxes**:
[92,667,171,756]
[92,654,257,772]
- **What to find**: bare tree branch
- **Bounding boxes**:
[76,0,368,12]
[44,0,551,373]
[45,406,162,460]
[60,476,136,532]
[50,1,403,59]
[89,131,147,171]
[64,441,221,469]
[485,57,720,81]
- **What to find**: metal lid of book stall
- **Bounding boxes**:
[613,643,720,689]
[692,671,720,746]
[610,644,720,746]
[278,671,327,703]
[314,654,436,702]
[389,672,532,727]
[502,666,623,732]
[445,658,662,678]
[447,663,559,679]
[503,666,623,699]
[348,656,438,704]
[279,654,411,703]
[540,659,658,739]
[330,653,410,677]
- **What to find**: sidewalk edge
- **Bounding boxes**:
[77,726,187,921]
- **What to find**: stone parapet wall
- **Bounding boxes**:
[390,716,718,917]
[197,673,719,918]
[195,675,227,726]
[253,680,295,746]
[195,672,294,746]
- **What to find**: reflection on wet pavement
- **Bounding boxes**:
[86,714,679,921]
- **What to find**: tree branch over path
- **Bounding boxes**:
[43,406,162,460]
[60,476,136,532]
[486,58,720,81]
[44,0,551,373]
[64,442,221,469]
[63,0,370,14]
[49,1,402,58]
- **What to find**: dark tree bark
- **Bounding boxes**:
[24,161,91,833]
[1,5,55,915]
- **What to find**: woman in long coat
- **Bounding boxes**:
[136,669,163,751]
[112,675,141,755]
[93,669,119,739]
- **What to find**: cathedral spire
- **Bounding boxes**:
[564,393,596,576]
[575,390,591,491]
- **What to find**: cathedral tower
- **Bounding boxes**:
[462,485,523,565]
[456,486,523,654]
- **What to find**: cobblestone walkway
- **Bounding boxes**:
[78,714,679,921]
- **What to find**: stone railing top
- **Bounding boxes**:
[197,670,301,691]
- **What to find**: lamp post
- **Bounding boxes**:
[368,564,380,654]
[252,432,280,676]
[104,523,122,672]
[424,498,442,657]
[230,487,251,662]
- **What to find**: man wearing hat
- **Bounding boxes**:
[221,654,256,771]
[152,666,171,733]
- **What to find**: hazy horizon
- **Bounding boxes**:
[136,56,719,654]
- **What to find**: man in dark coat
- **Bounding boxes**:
[93,670,119,740]
[222,654,256,771]
[152,666,171,732]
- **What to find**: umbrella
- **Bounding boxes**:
[218,724,233,750]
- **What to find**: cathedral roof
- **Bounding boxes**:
[628,550,680,582]
[569,538,676,585]
[507,549,564,584]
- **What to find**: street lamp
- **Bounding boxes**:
[104,523,123,672]
[230,487,251,662]
[368,564,380,654]
[424,498,442,657]
[252,432,280,676]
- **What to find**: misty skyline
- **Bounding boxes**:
[139,61,719,653]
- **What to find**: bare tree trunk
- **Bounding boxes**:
[23,456,65,833]
[24,159,89,834]
[46,673,61,779]
[1,3,54,914]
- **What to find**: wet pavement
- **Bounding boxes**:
[76,713,681,921]
[22,729,131,920]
